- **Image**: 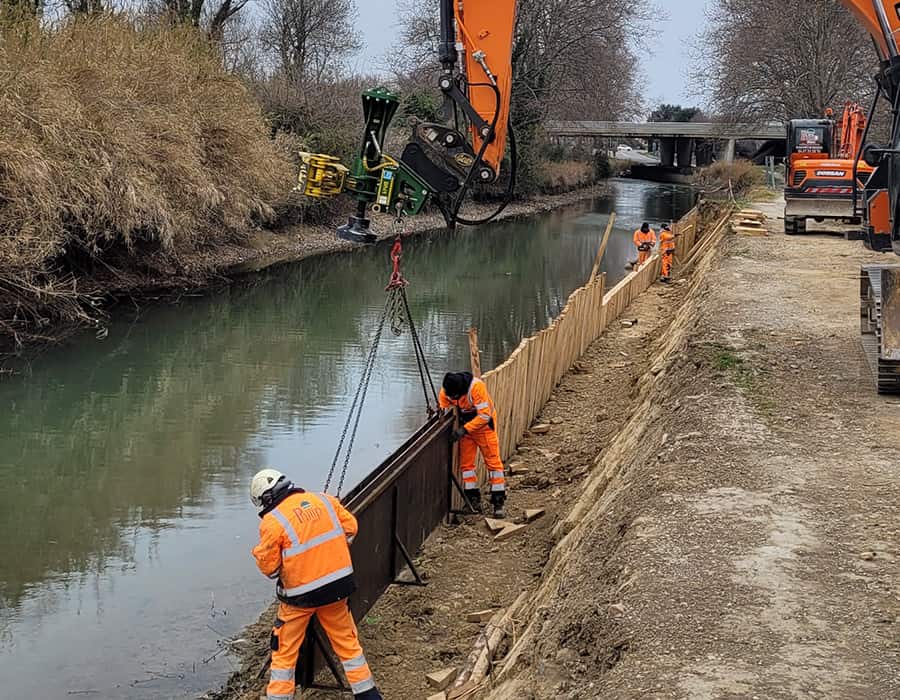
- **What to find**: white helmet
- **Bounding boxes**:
[250,468,287,508]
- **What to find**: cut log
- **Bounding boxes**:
[454,591,530,689]
[530,423,551,434]
[523,508,546,523]
[427,693,448,700]
[425,667,458,690]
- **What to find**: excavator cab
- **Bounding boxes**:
[783,110,873,235]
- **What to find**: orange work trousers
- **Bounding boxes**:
[459,427,506,493]
[661,250,674,278]
[268,599,375,699]
[637,247,652,266]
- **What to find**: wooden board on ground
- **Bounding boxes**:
[494,523,527,541]
[466,609,496,623]
[484,517,512,533]
[425,667,458,690]
[523,508,546,523]
[735,226,769,237]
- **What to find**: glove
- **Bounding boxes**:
[451,427,468,443]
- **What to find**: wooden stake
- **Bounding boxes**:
[590,212,617,283]
[468,327,482,378]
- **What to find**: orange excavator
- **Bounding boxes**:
[783,102,873,234]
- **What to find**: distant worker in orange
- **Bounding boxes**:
[440,372,507,518]
[250,469,383,700]
[633,222,656,266]
[659,223,678,282]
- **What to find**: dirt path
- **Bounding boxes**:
[487,199,900,699]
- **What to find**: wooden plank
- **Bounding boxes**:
[468,328,482,378]
[589,212,617,282]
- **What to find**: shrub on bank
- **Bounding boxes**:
[0,16,293,348]
[693,159,765,200]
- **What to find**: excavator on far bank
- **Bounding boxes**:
[296,0,900,393]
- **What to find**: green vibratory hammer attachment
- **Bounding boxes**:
[337,88,431,244]
[294,87,434,244]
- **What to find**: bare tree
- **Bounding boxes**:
[394,0,651,123]
[154,0,250,41]
[698,0,875,121]
[258,0,361,84]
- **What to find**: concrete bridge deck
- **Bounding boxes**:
[547,120,785,140]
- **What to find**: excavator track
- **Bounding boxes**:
[860,265,900,393]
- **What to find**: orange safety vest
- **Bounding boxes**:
[633,228,656,250]
[253,490,358,608]
[439,376,497,432]
[660,230,676,255]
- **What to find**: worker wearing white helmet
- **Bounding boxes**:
[249,469,382,700]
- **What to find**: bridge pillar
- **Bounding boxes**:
[695,140,715,167]
[719,139,736,163]
[659,137,676,168]
[676,138,694,168]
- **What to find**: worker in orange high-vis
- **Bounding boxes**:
[439,372,507,518]
[658,223,678,282]
[249,469,383,700]
[633,222,656,266]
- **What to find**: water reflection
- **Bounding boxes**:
[0,178,694,698]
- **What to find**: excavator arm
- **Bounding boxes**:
[297,0,518,243]
[841,2,900,392]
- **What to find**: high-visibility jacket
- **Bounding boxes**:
[660,230,676,255]
[253,490,358,608]
[633,228,656,250]
[439,375,497,433]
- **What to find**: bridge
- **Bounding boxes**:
[546,120,786,167]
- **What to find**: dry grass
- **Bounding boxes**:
[539,160,595,193]
[693,159,765,200]
[0,16,294,350]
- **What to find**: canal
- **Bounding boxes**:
[0,178,694,698]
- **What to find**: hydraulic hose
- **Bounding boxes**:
[442,79,519,228]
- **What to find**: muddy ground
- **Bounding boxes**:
[213,197,899,700]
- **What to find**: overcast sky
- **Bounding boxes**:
[355,0,712,113]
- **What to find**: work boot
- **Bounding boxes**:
[491,492,506,519]
[464,489,482,514]
[355,688,383,700]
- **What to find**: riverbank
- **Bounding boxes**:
[211,199,899,699]
[207,204,718,700]
[0,186,605,362]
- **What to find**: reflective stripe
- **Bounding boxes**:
[270,508,300,551]
[475,401,489,410]
[491,483,506,492]
[476,413,492,422]
[461,470,477,480]
[347,535,355,545]
[280,565,355,597]
[488,470,504,480]
[466,378,484,406]
[282,495,345,560]
[343,653,368,671]
[350,677,376,694]
[270,667,294,681]
[268,695,293,700]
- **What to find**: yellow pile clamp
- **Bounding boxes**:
[296,152,348,198]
